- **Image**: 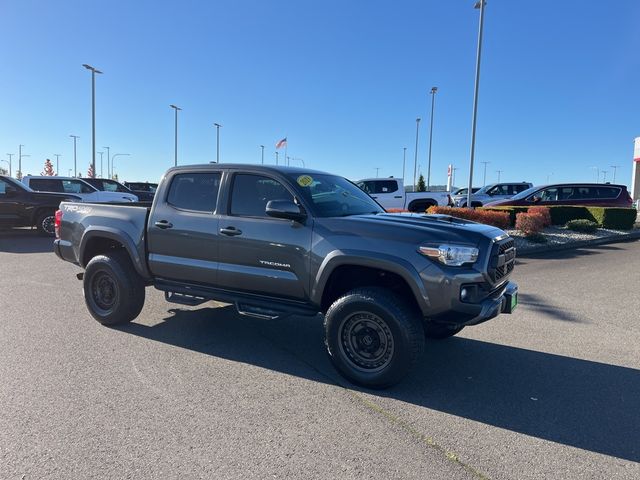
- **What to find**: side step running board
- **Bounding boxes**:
[165,291,208,306]
[235,302,285,320]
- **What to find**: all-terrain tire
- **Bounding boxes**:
[83,250,145,325]
[324,287,425,389]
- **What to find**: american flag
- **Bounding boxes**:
[275,137,287,149]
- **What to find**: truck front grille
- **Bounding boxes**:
[488,237,516,283]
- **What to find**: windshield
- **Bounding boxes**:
[289,173,384,217]
[101,180,131,193]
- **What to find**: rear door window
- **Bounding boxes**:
[596,186,620,199]
[62,180,94,194]
[167,173,221,212]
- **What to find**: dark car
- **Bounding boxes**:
[81,178,153,202]
[123,181,158,202]
[485,183,633,208]
[0,175,80,235]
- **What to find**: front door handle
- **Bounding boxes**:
[220,227,242,236]
[394,195,402,198]
[154,220,173,229]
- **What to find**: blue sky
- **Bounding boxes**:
[1,0,639,188]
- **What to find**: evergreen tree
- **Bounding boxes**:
[42,158,55,176]
[417,174,426,192]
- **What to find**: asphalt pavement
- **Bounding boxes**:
[1,229,638,479]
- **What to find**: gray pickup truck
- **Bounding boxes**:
[54,164,518,388]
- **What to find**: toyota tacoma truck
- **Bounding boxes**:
[54,164,518,388]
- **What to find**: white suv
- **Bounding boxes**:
[22,176,138,203]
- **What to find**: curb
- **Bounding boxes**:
[516,229,640,257]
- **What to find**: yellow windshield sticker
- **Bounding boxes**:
[297,175,313,187]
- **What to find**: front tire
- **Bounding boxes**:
[83,250,145,325]
[324,287,425,389]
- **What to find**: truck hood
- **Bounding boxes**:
[318,213,505,246]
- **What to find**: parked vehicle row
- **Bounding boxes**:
[53,164,518,388]
[356,177,452,211]
[22,176,138,203]
[454,182,533,208]
[485,183,634,208]
[82,178,155,202]
[0,175,81,235]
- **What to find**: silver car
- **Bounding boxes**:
[454,182,532,208]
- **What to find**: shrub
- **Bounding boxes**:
[566,219,598,233]
[479,206,528,226]
[547,206,595,225]
[427,206,510,229]
[385,208,409,213]
[591,208,637,230]
[515,212,546,236]
[528,206,551,227]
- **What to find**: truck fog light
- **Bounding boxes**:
[461,288,469,300]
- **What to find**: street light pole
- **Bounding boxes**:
[103,146,110,179]
[496,169,503,182]
[466,0,487,209]
[481,161,490,185]
[98,151,104,177]
[111,153,130,179]
[402,147,407,185]
[169,105,181,166]
[260,145,265,164]
[18,144,24,179]
[69,135,79,177]
[214,123,222,163]
[54,154,61,175]
[413,117,421,192]
[6,153,13,177]
[375,167,380,178]
[275,151,279,165]
[427,86,438,190]
[82,64,103,178]
[610,165,620,183]
[601,170,608,183]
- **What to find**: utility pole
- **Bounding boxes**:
[466,0,487,209]
[375,167,380,178]
[6,153,13,177]
[402,147,407,185]
[54,154,61,175]
[496,169,503,182]
[260,145,265,164]
[413,117,421,192]
[69,135,79,177]
[427,86,438,190]
[98,151,104,177]
[480,161,490,185]
[103,146,111,179]
[169,105,181,166]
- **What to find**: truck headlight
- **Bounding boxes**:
[418,244,479,266]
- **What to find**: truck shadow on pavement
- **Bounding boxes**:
[0,229,54,253]
[118,304,639,463]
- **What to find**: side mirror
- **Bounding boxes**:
[266,199,306,222]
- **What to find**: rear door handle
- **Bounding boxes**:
[220,227,242,236]
[394,195,402,198]
[154,220,173,229]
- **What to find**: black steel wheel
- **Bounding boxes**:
[35,211,56,236]
[324,287,425,389]
[83,250,145,325]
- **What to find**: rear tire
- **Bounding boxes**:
[35,211,56,236]
[83,250,145,325]
[324,287,425,389]
[424,323,464,339]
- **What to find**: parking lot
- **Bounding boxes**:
[1,229,638,479]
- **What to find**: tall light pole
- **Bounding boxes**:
[18,144,25,179]
[68,168,73,177]
[481,161,490,185]
[413,117,421,192]
[275,151,279,165]
[427,86,438,190]
[466,0,487,209]
[70,135,79,177]
[260,145,265,164]
[601,170,608,183]
[375,167,380,178]
[402,147,407,184]
[111,153,130,179]
[214,123,222,163]
[292,157,305,167]
[54,154,61,176]
[589,166,599,183]
[82,64,102,178]
[169,105,181,166]
[98,151,104,177]
[103,146,110,179]
[6,153,13,177]
[610,165,620,183]
[496,169,503,182]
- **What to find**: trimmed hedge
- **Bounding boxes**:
[566,219,598,233]
[426,206,511,229]
[481,205,637,230]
